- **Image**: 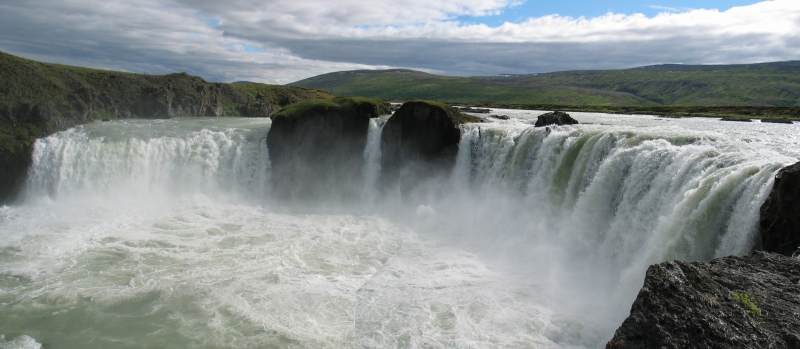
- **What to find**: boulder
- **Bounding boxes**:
[267,97,390,200]
[607,252,800,349]
[379,101,481,199]
[534,111,578,127]
[760,161,800,256]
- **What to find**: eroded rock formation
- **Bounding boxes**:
[379,101,481,200]
[267,97,390,201]
[607,252,800,349]
[760,161,800,256]
[534,111,579,127]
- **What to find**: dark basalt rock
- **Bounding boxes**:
[721,116,753,122]
[761,118,794,124]
[267,97,389,201]
[760,161,800,256]
[380,101,480,199]
[456,107,491,114]
[534,111,578,127]
[607,252,800,349]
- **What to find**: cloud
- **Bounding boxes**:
[0,0,797,82]
[648,5,682,13]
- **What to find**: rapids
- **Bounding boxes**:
[0,112,798,348]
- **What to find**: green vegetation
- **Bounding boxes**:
[273,96,390,119]
[290,69,648,106]
[402,100,482,125]
[0,50,332,156]
[289,62,800,109]
[0,50,334,202]
[733,292,762,317]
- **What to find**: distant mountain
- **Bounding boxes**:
[289,62,800,106]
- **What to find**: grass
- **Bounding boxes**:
[400,100,483,125]
[289,62,800,108]
[272,96,390,119]
[0,50,333,163]
[290,70,648,106]
[733,292,762,317]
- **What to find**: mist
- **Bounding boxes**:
[1,111,798,348]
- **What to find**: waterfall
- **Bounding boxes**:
[23,119,272,202]
[452,122,786,261]
[7,114,799,348]
[362,118,385,201]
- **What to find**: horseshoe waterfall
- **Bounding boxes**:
[1,111,798,349]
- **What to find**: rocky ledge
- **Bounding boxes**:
[607,251,800,349]
[534,111,579,127]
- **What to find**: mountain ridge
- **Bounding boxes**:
[290,61,800,107]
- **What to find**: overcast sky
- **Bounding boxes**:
[0,0,797,84]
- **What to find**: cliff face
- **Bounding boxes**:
[266,97,390,201]
[760,161,800,256]
[379,101,481,200]
[0,51,333,203]
[607,252,800,349]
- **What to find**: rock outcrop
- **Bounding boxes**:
[720,116,753,122]
[534,111,579,127]
[0,51,332,204]
[267,97,390,201]
[607,252,800,349]
[760,161,800,256]
[379,101,481,199]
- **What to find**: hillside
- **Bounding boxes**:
[0,51,333,202]
[289,69,652,106]
[289,62,800,107]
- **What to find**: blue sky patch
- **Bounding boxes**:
[459,0,761,25]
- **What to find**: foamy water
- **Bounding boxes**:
[0,114,797,348]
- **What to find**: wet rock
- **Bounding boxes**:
[720,116,753,122]
[534,111,578,127]
[380,101,480,199]
[760,161,800,256]
[607,252,800,349]
[267,97,389,201]
[489,114,510,120]
[456,106,492,114]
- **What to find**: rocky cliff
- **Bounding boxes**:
[266,97,390,201]
[607,252,800,349]
[0,51,332,203]
[379,100,481,200]
[760,161,800,256]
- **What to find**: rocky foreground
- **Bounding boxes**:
[607,252,800,348]
[609,160,800,348]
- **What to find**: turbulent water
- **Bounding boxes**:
[1,113,798,348]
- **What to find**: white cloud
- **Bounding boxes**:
[0,0,797,81]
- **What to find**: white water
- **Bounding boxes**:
[0,114,798,348]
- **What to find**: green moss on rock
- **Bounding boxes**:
[272,96,390,120]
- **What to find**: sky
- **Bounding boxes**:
[0,0,797,84]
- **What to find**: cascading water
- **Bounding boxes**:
[0,112,798,348]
